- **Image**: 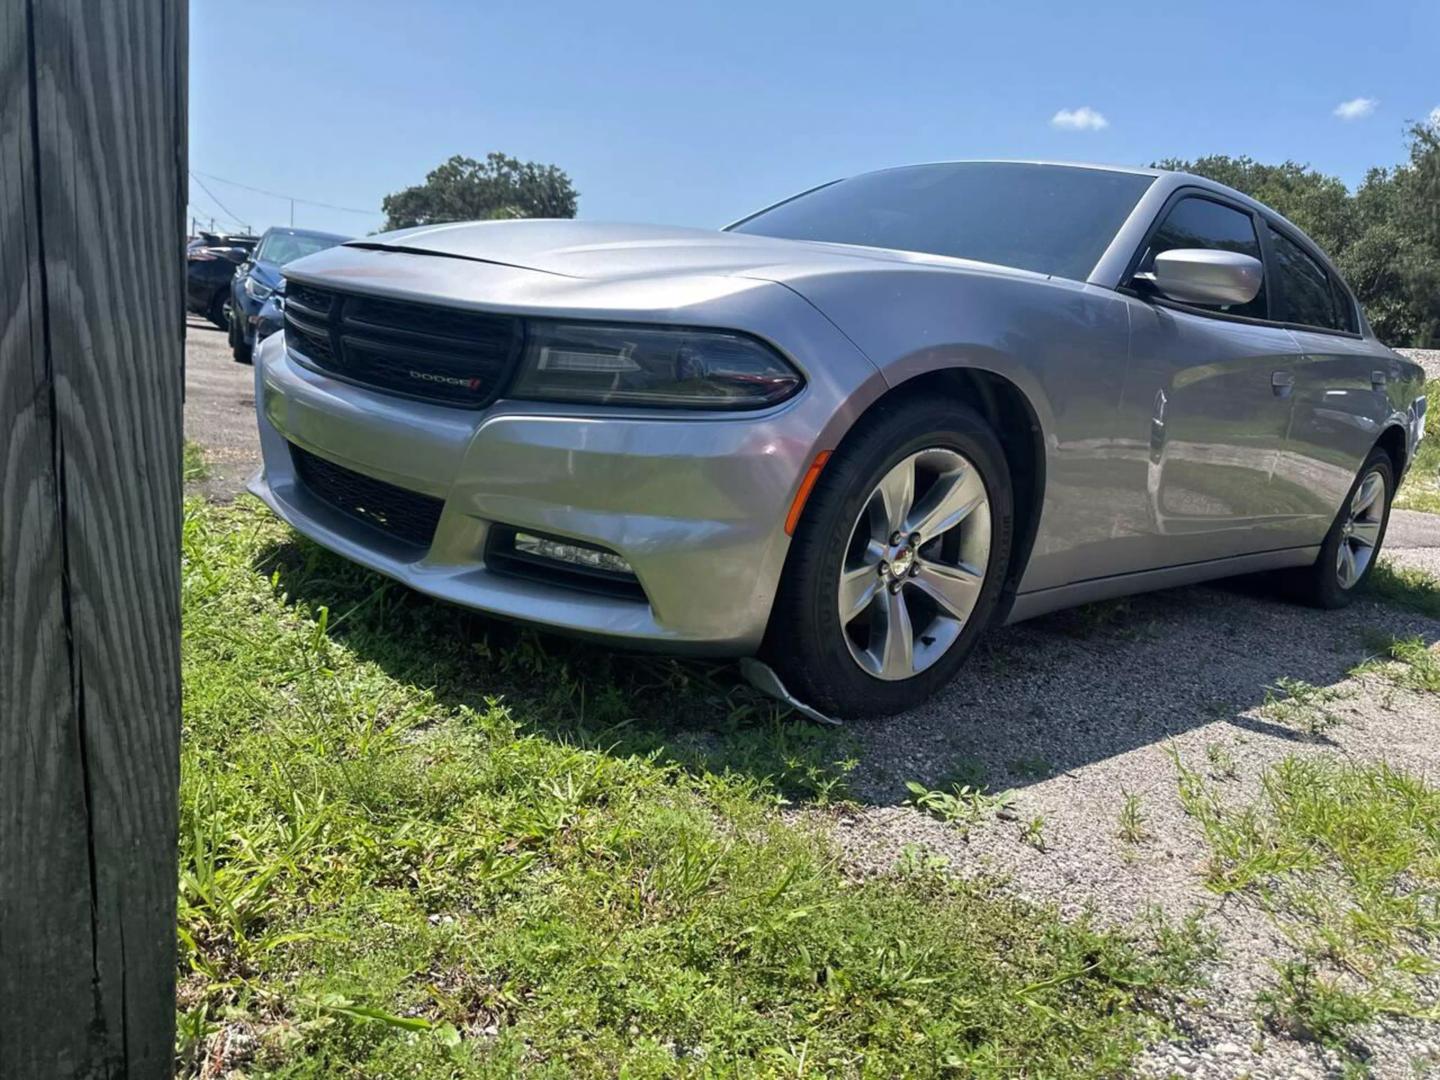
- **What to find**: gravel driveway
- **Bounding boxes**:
[821,570,1440,1078]
[185,329,1439,1077]
[184,316,261,501]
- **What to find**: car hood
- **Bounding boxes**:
[348,219,1049,286]
[248,260,283,287]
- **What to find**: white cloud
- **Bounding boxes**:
[1050,106,1109,132]
[1333,97,1378,121]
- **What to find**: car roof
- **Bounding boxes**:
[878,159,1166,179]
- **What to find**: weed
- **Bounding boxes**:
[174,1004,216,1077]
[1259,958,1377,1048]
[1117,790,1149,845]
[905,779,1015,831]
[1176,752,1440,1051]
[1352,634,1440,693]
[895,843,951,878]
[183,440,210,482]
[1262,677,1345,736]
[1205,742,1238,780]
[1021,815,1048,852]
[1394,381,1438,514]
[1366,560,1440,618]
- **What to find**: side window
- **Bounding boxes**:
[1266,226,1346,332]
[1141,197,1267,319]
[1328,275,1358,334]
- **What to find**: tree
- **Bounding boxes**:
[1152,155,1358,256]
[1157,126,1440,347]
[381,152,578,230]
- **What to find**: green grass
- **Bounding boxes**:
[179,499,1203,1077]
[1117,791,1149,846]
[1260,677,1346,737]
[1351,634,1440,693]
[183,440,210,483]
[1394,380,1438,514]
[904,779,1015,834]
[1366,561,1440,619]
[1176,754,1440,1048]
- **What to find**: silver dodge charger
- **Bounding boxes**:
[250,161,1428,717]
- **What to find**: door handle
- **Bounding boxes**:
[1371,370,1388,390]
[1271,370,1294,397]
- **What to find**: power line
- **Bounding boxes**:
[190,168,384,217]
[188,172,250,232]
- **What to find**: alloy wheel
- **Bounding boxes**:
[1336,468,1385,589]
[837,448,991,680]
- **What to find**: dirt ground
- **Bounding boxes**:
[183,317,263,501]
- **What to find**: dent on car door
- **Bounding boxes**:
[1123,307,1302,566]
[1117,194,1303,570]
[1265,223,1396,542]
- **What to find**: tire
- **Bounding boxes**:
[229,310,252,364]
[1282,448,1393,609]
[206,290,228,330]
[763,397,1014,718]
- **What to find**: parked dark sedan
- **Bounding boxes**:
[185,232,256,328]
[229,226,349,362]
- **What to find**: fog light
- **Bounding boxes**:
[513,532,634,576]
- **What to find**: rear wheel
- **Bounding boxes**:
[206,289,229,330]
[1283,449,1393,608]
[764,398,1013,718]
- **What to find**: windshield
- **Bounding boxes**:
[729,162,1153,280]
[256,231,344,266]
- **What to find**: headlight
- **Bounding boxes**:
[509,322,802,409]
[244,276,274,301]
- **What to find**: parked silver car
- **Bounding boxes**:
[249,162,1427,717]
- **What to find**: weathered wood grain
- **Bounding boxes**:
[1,1,186,1075]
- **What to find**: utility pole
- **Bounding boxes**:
[0,0,185,1076]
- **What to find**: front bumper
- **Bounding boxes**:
[248,312,876,653]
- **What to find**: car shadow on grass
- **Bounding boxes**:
[253,531,1440,807]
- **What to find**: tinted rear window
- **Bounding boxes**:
[729,163,1153,280]
[1267,226,1348,331]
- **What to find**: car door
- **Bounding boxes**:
[1119,192,1306,570]
[1266,222,1399,544]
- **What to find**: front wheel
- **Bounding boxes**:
[1282,449,1393,608]
[763,398,1014,718]
[229,309,252,364]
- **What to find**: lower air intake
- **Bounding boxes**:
[288,442,444,550]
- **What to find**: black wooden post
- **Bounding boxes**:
[1,1,186,1075]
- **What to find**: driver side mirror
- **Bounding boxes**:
[1135,249,1263,307]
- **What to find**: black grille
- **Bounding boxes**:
[289,443,444,549]
[282,282,523,407]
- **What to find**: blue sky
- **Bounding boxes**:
[190,0,1439,237]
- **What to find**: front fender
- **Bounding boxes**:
[766,266,1135,594]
